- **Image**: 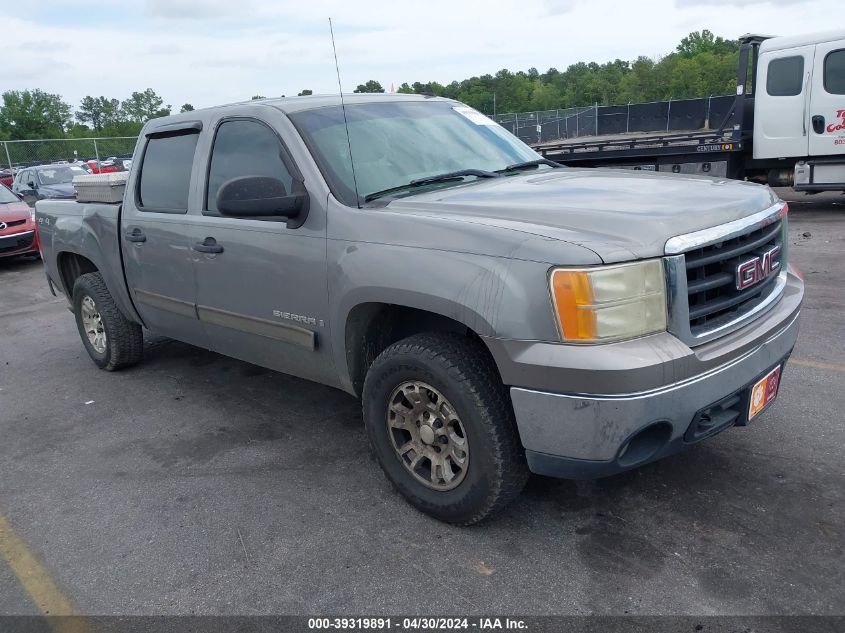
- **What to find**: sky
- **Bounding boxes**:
[3,0,841,113]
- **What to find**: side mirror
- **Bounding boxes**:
[28,181,37,189]
[216,176,308,226]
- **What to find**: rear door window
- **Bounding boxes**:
[824,49,845,94]
[767,56,805,96]
[138,132,199,213]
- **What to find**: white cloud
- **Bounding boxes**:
[541,0,580,14]
[675,0,799,5]
[145,0,254,19]
[18,40,70,52]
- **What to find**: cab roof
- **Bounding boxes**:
[143,93,457,136]
[258,92,453,114]
[758,29,845,53]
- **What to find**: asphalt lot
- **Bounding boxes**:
[0,192,843,616]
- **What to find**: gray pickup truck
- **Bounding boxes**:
[36,94,803,524]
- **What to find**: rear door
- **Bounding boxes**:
[121,126,209,348]
[190,111,334,385]
[809,41,845,156]
[754,46,815,159]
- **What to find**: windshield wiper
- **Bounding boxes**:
[497,158,562,173]
[364,169,500,202]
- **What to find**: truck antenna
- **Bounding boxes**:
[329,18,361,208]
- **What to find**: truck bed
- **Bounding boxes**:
[35,199,139,323]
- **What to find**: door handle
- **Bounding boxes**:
[193,237,224,254]
[812,115,826,135]
[125,228,146,243]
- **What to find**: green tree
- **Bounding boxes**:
[121,89,170,123]
[76,96,123,132]
[180,103,195,112]
[387,30,739,114]
[677,30,738,58]
[353,80,385,93]
[0,89,72,140]
[251,95,266,100]
[297,89,313,96]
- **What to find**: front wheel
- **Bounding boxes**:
[362,332,528,525]
[72,272,143,371]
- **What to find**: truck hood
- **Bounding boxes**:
[386,168,778,262]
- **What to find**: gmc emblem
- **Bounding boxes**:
[736,245,781,290]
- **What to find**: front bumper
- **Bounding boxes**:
[0,230,38,258]
[487,268,803,479]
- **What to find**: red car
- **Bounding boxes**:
[86,160,119,174]
[0,184,39,259]
[0,167,14,188]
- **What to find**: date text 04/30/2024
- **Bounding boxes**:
[307,617,528,630]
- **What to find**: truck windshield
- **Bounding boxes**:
[290,101,543,206]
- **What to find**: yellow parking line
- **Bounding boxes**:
[791,358,845,373]
[0,514,87,633]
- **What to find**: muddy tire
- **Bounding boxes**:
[72,272,143,371]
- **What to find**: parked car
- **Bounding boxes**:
[35,94,803,524]
[86,159,120,174]
[105,156,133,171]
[0,167,15,188]
[0,183,39,259]
[13,164,85,205]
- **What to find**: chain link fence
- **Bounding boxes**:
[1,137,138,171]
[0,98,737,172]
[493,95,736,145]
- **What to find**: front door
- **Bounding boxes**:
[121,129,208,348]
[809,41,845,157]
[754,45,815,159]
[191,115,334,385]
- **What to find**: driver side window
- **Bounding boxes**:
[205,119,295,214]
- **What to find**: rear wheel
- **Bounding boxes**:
[362,332,528,525]
[72,272,143,371]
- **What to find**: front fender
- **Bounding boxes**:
[327,239,563,392]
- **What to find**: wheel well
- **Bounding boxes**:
[345,303,492,397]
[57,252,98,295]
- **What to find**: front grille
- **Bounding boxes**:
[3,219,27,229]
[683,218,784,335]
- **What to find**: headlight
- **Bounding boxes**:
[549,260,667,343]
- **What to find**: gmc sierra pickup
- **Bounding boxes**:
[36,94,804,524]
